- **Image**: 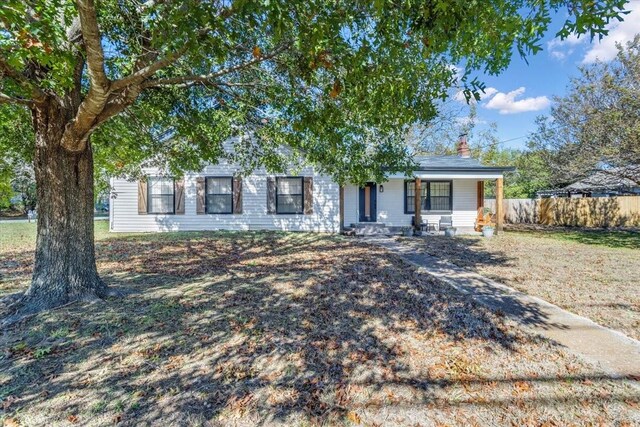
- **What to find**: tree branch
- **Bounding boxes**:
[110,46,188,91]
[76,0,110,92]
[60,0,112,152]
[0,92,33,106]
[93,86,142,128]
[141,43,290,89]
[0,57,46,101]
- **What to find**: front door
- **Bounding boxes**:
[359,183,377,222]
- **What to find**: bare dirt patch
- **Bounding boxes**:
[0,228,638,426]
[399,228,640,342]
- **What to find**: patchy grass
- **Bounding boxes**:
[509,224,640,250]
[0,226,638,425]
[400,228,640,342]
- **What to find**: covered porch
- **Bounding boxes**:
[339,174,507,235]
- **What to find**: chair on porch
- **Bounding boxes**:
[439,215,452,231]
[475,207,495,231]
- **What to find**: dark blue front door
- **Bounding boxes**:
[359,183,377,222]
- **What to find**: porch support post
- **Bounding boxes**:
[414,177,421,231]
[339,185,345,232]
[477,181,484,210]
[476,180,485,232]
[496,177,504,234]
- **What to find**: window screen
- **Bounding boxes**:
[206,177,233,214]
[429,181,452,211]
[405,181,428,213]
[148,177,174,214]
[405,180,451,212]
[276,177,303,214]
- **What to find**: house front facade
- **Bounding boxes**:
[109,140,512,233]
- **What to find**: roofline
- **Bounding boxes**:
[412,166,515,173]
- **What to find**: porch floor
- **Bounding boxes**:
[345,223,480,236]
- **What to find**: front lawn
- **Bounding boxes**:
[0,224,638,425]
[400,227,640,341]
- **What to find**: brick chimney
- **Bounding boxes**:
[457,134,471,158]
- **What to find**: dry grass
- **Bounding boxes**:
[0,224,638,426]
[400,226,640,342]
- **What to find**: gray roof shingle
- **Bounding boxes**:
[412,155,514,172]
[564,166,640,191]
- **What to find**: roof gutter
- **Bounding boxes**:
[412,166,516,173]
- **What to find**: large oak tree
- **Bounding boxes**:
[529,34,640,186]
[0,0,629,316]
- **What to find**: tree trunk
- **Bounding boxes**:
[18,100,108,314]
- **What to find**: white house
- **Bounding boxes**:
[109,139,513,234]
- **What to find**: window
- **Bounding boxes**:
[429,181,452,211]
[405,180,452,213]
[405,181,428,213]
[148,177,174,214]
[276,177,303,214]
[206,177,233,214]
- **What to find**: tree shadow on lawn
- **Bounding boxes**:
[406,235,513,270]
[395,236,572,331]
[1,232,638,425]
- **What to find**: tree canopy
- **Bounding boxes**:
[529,34,640,186]
[1,0,630,184]
[0,0,633,315]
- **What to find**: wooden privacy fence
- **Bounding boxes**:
[484,199,538,224]
[485,196,640,227]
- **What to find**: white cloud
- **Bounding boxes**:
[582,0,640,63]
[482,87,498,98]
[545,1,640,63]
[484,87,550,114]
[454,86,498,103]
[547,34,585,60]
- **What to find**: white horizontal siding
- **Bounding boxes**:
[343,185,359,226]
[451,179,479,227]
[343,178,481,228]
[110,162,340,233]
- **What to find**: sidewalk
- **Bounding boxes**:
[368,236,640,378]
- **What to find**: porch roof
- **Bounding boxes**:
[411,155,515,173]
[385,155,514,179]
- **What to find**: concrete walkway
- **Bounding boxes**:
[368,236,640,378]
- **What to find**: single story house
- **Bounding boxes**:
[537,166,640,198]
[109,139,513,234]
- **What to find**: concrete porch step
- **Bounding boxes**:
[349,223,392,235]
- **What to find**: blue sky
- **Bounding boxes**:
[456,0,640,151]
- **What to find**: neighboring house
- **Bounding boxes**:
[537,166,640,198]
[109,138,513,233]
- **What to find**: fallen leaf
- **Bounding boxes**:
[346,411,361,424]
[513,381,532,393]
